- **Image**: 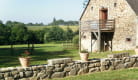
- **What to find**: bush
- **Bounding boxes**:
[73,35,79,45]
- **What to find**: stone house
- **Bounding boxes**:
[80,0,138,52]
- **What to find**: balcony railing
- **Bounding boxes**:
[80,19,115,31]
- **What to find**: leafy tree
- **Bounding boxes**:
[65,27,74,40]
[73,35,79,47]
[83,0,89,8]
[74,29,79,36]
[45,26,65,42]
[11,23,27,43]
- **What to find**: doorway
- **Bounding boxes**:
[99,8,108,28]
[101,32,113,51]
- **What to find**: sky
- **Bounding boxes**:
[0,0,84,24]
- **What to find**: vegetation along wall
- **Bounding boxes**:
[1,53,138,80]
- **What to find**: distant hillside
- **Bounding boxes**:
[27,25,79,32]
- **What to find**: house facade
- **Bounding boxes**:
[80,0,138,52]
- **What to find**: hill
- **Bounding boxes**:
[27,25,79,32]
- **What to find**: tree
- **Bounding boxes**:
[73,35,79,47]
[83,0,89,8]
[65,27,74,41]
[11,23,27,43]
[45,26,65,42]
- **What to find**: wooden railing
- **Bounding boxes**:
[80,19,115,31]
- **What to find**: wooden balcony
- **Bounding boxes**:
[80,19,115,32]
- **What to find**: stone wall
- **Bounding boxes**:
[1,54,138,80]
[0,53,138,80]
[80,0,137,52]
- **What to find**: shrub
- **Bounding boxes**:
[73,35,79,45]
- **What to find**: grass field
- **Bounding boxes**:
[0,43,135,68]
[27,25,79,32]
[51,68,138,80]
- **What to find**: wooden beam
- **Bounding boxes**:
[98,26,101,52]
[93,32,98,39]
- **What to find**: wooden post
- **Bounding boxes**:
[91,32,92,53]
[98,25,101,52]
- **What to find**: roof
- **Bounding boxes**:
[80,0,90,20]
[126,0,138,15]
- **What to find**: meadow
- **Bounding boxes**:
[52,68,138,80]
[0,43,137,80]
[27,25,79,32]
[0,43,135,68]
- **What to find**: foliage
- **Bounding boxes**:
[0,43,135,67]
[26,22,44,26]
[65,27,74,40]
[83,0,89,8]
[20,50,31,58]
[73,35,79,45]
[80,50,89,53]
[44,26,66,42]
[48,18,78,26]
[0,20,79,45]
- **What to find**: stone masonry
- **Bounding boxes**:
[1,53,138,80]
[80,0,138,52]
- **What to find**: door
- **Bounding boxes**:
[100,9,108,28]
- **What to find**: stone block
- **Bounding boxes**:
[124,62,133,68]
[69,69,78,76]
[108,53,129,58]
[48,58,72,65]
[94,63,101,67]
[4,72,11,77]
[133,62,138,67]
[5,77,14,80]
[78,67,88,75]
[51,72,65,78]
[16,67,24,72]
[19,72,24,78]
[14,74,20,79]
[130,57,136,63]
[11,71,19,75]
[53,68,63,72]
[115,64,125,70]
[88,63,95,68]
[0,68,10,72]
[64,67,71,72]
[46,66,54,71]
[0,73,4,79]
[101,59,110,66]
[89,68,96,73]
[25,71,33,77]
[37,73,48,79]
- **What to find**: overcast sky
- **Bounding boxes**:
[0,0,84,24]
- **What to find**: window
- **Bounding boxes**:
[114,3,117,7]
[126,38,131,42]
[91,7,93,11]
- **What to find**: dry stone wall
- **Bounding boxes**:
[1,54,138,80]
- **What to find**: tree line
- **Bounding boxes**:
[26,19,78,26]
[48,18,78,26]
[0,20,79,45]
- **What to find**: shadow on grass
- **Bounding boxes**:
[0,45,78,67]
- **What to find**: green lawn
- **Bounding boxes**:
[0,43,136,68]
[51,68,138,80]
[27,25,79,32]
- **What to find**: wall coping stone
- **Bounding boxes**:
[108,53,129,58]
[48,58,72,65]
